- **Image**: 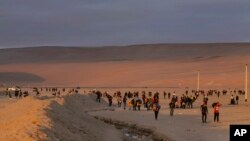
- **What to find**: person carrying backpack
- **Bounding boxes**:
[153,103,161,120]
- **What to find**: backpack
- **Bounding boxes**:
[128,101,132,107]
[153,104,158,111]
[153,104,160,111]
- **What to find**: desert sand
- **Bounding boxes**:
[1,43,250,88]
[0,88,249,141]
[0,43,250,141]
[0,90,123,141]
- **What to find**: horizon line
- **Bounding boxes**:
[1,41,250,49]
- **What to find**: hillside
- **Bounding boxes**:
[0,43,250,64]
[1,43,250,88]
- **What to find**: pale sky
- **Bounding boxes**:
[0,0,250,48]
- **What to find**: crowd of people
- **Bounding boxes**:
[3,86,245,123]
[92,88,245,123]
[3,87,81,99]
[5,87,29,98]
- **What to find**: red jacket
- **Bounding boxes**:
[214,103,221,113]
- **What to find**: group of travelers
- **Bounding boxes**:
[92,88,245,123]
[230,94,239,105]
[4,87,82,99]
[5,88,29,98]
[93,90,202,120]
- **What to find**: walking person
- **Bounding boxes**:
[123,95,127,110]
[153,103,161,120]
[152,93,161,120]
[106,94,113,107]
[132,98,137,111]
[169,101,175,116]
[136,99,142,111]
[15,90,19,98]
[169,95,177,116]
[201,103,208,123]
[117,95,122,107]
[230,95,235,105]
[236,95,239,104]
[96,91,101,103]
[6,88,12,98]
[163,92,167,99]
[128,100,132,110]
[213,102,222,122]
[168,92,171,99]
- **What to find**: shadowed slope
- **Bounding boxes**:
[0,43,250,64]
[0,72,45,84]
[41,94,122,141]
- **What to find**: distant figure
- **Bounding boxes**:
[236,95,239,104]
[217,92,220,98]
[172,92,176,98]
[153,103,161,120]
[163,92,167,99]
[15,90,19,98]
[168,92,171,99]
[123,95,127,110]
[57,91,61,98]
[230,95,235,105]
[201,103,208,123]
[152,93,161,120]
[136,99,142,111]
[144,97,149,109]
[36,91,40,96]
[23,91,29,97]
[117,95,122,107]
[169,101,175,116]
[153,92,159,103]
[213,102,222,122]
[131,98,135,110]
[142,92,146,106]
[19,91,23,98]
[147,97,153,110]
[107,94,113,107]
[52,92,56,96]
[128,100,132,110]
[96,91,102,103]
[6,89,12,98]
